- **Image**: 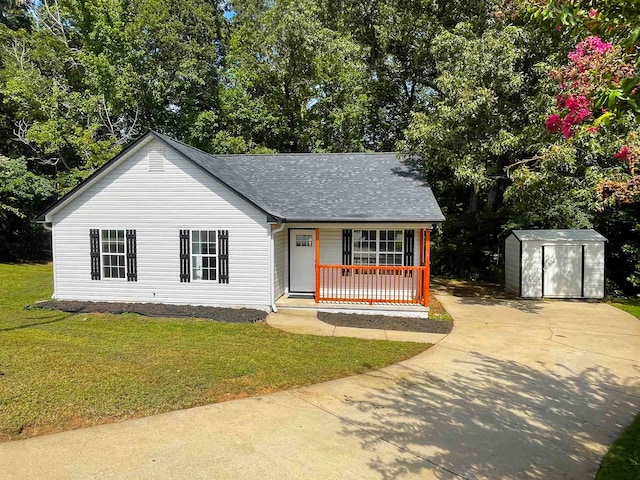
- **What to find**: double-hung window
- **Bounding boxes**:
[353,229,404,267]
[191,230,217,281]
[90,229,137,281]
[102,229,126,278]
[179,229,229,283]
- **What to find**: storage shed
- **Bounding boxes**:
[505,229,607,299]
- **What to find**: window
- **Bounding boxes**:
[296,234,313,247]
[191,230,217,281]
[90,229,137,281]
[353,229,404,267]
[102,229,126,278]
[179,229,228,284]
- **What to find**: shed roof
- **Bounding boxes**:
[512,229,607,242]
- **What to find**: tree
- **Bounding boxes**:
[399,20,555,279]
[0,0,227,188]
[507,0,640,293]
[317,0,510,150]
[222,0,370,152]
[0,155,54,260]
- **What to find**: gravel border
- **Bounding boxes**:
[317,312,453,334]
[28,300,267,323]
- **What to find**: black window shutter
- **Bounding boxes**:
[342,229,352,276]
[90,229,100,280]
[180,230,190,282]
[404,230,415,266]
[218,230,229,284]
[126,229,137,282]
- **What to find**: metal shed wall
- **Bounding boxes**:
[505,230,606,299]
[504,234,521,294]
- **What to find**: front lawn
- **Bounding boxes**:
[0,263,427,441]
[596,298,640,480]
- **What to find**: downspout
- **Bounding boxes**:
[270,223,286,313]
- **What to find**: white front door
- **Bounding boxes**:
[543,245,583,297]
[289,229,316,293]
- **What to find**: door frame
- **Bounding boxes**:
[541,243,585,298]
[288,228,317,294]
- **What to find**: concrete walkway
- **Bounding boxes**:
[1,295,640,479]
[266,308,448,343]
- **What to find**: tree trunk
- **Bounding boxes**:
[468,184,480,213]
[486,188,498,213]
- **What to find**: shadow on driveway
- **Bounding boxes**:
[337,351,640,479]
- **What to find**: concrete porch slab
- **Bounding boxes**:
[276,294,429,318]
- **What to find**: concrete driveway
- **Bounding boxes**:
[1,295,639,479]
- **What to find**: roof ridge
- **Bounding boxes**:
[214,151,399,157]
[150,133,400,157]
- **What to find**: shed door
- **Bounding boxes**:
[543,245,583,298]
[289,229,315,293]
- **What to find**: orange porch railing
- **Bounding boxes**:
[317,265,427,305]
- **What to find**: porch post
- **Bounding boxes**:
[315,228,320,303]
[423,229,430,307]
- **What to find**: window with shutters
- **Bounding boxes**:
[191,230,217,281]
[353,230,404,266]
[90,229,137,281]
[180,230,228,283]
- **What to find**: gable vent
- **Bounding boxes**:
[148,147,165,172]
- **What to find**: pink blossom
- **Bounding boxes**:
[565,95,589,112]
[545,114,562,132]
[614,145,631,160]
[568,36,613,63]
[574,108,591,122]
[561,120,573,138]
[589,8,597,18]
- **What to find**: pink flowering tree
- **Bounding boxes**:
[530,1,640,120]
[530,1,640,204]
[545,36,636,139]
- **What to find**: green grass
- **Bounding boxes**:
[597,298,640,480]
[0,263,427,441]
[610,298,640,321]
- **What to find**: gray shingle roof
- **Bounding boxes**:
[154,131,445,223]
[512,229,607,242]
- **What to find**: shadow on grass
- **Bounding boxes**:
[335,351,640,479]
[0,312,72,332]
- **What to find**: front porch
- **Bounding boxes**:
[278,225,432,313]
[275,294,429,317]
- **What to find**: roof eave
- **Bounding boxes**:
[282,217,445,224]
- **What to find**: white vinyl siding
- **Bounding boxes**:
[50,139,270,309]
[273,227,285,300]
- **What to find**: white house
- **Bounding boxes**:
[37,131,445,313]
[505,229,607,299]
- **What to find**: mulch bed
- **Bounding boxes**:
[28,300,267,323]
[317,311,453,334]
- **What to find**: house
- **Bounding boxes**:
[505,229,607,299]
[37,131,445,314]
